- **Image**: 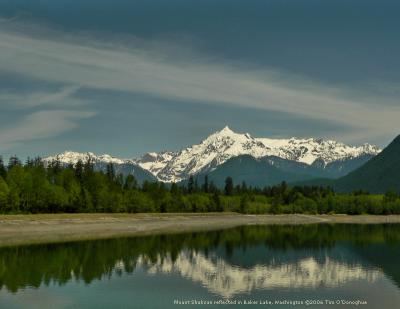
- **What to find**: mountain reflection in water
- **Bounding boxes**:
[0,224,399,299]
[139,253,381,298]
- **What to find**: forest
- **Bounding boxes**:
[1,155,400,215]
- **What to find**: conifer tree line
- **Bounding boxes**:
[0,155,400,214]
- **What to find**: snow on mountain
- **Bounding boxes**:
[44,127,381,183]
[136,126,381,182]
[136,151,176,176]
[44,151,128,165]
[43,151,158,184]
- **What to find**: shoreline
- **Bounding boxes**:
[1,213,400,247]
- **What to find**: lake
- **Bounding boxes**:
[0,224,400,308]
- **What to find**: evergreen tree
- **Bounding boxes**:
[83,155,94,176]
[170,182,179,195]
[75,160,84,182]
[51,157,62,174]
[241,181,248,193]
[203,175,209,193]
[48,157,62,184]
[212,191,223,212]
[224,176,233,196]
[116,173,124,187]
[106,163,115,181]
[124,174,137,190]
[1,151,400,215]
[235,184,241,194]
[25,157,33,167]
[188,175,194,194]
[281,181,288,193]
[33,157,44,168]
[0,156,6,180]
[208,181,218,194]
[7,156,21,169]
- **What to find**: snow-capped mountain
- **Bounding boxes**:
[44,127,381,183]
[44,151,129,166]
[43,151,157,184]
[135,126,381,182]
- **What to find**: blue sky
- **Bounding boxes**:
[0,0,399,159]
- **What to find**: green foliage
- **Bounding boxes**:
[239,195,249,213]
[0,156,399,215]
[212,191,223,212]
[124,191,155,213]
[294,197,318,214]
[0,176,9,211]
[185,194,210,212]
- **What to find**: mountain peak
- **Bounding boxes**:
[136,129,381,182]
[216,125,235,135]
[203,126,245,143]
[45,129,383,184]
[210,126,255,141]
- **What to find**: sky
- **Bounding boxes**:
[0,0,399,160]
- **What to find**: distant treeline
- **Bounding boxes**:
[0,155,400,215]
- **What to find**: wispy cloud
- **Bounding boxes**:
[0,19,399,144]
[0,86,81,109]
[0,110,96,150]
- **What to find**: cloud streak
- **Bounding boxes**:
[0,19,399,144]
[0,86,81,109]
[0,110,96,150]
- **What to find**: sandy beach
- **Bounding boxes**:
[1,213,400,247]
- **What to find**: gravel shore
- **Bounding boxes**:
[1,213,400,247]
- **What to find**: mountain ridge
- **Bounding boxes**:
[135,126,380,182]
[334,135,400,193]
[44,127,381,183]
[43,151,156,184]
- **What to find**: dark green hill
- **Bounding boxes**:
[203,155,315,187]
[334,135,400,193]
[319,154,375,178]
[94,162,157,184]
[187,153,376,189]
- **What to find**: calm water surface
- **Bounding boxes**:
[1,224,400,308]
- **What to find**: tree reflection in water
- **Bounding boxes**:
[0,224,400,295]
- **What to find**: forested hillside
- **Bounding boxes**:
[335,135,400,193]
